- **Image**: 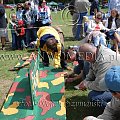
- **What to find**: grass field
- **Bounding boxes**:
[0,8,108,120]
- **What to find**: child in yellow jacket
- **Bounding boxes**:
[37,26,68,69]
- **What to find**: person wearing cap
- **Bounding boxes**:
[78,43,120,107]
[83,66,120,120]
[16,20,26,50]
[37,26,70,69]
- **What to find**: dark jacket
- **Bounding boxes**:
[90,0,99,15]
[107,16,120,29]
[0,4,7,28]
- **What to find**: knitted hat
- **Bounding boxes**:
[105,66,120,92]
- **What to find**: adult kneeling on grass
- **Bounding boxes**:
[78,43,120,108]
[84,66,120,120]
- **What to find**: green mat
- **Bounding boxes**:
[0,53,66,120]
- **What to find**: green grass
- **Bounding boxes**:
[0,9,108,119]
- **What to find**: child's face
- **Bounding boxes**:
[12,15,16,21]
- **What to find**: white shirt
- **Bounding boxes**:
[105,18,117,30]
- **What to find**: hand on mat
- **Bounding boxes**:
[63,72,69,77]
[79,81,87,91]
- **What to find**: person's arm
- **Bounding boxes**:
[79,66,96,91]
[46,6,51,18]
[97,97,120,120]
[105,18,108,28]
[87,20,96,33]
[73,70,83,81]
[5,13,8,24]
[84,57,113,91]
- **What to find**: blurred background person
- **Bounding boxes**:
[89,0,100,15]
[105,9,120,52]
[0,0,7,50]
[16,3,24,20]
[22,1,37,46]
[36,0,51,28]
[69,0,91,40]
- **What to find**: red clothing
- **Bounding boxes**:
[16,26,25,36]
[19,27,25,36]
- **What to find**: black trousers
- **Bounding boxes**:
[41,47,67,69]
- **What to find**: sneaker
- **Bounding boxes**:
[74,85,80,90]
[2,46,5,50]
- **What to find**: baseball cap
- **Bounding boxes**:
[105,66,120,92]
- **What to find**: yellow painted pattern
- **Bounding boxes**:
[38,82,49,89]
[36,70,39,85]
[15,63,20,67]
[5,93,14,102]
[56,96,66,116]
[51,77,64,85]
[16,76,20,78]
[1,102,19,115]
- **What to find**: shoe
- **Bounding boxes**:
[2,45,5,50]
[74,85,80,90]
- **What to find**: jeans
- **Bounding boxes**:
[93,35,106,47]
[88,90,112,108]
[11,33,17,49]
[26,28,37,45]
[83,61,90,78]
[17,36,25,50]
[75,12,87,40]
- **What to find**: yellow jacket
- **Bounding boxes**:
[37,26,61,68]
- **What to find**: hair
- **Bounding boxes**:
[95,12,102,19]
[110,9,119,18]
[24,1,31,7]
[16,3,24,11]
[11,13,16,18]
